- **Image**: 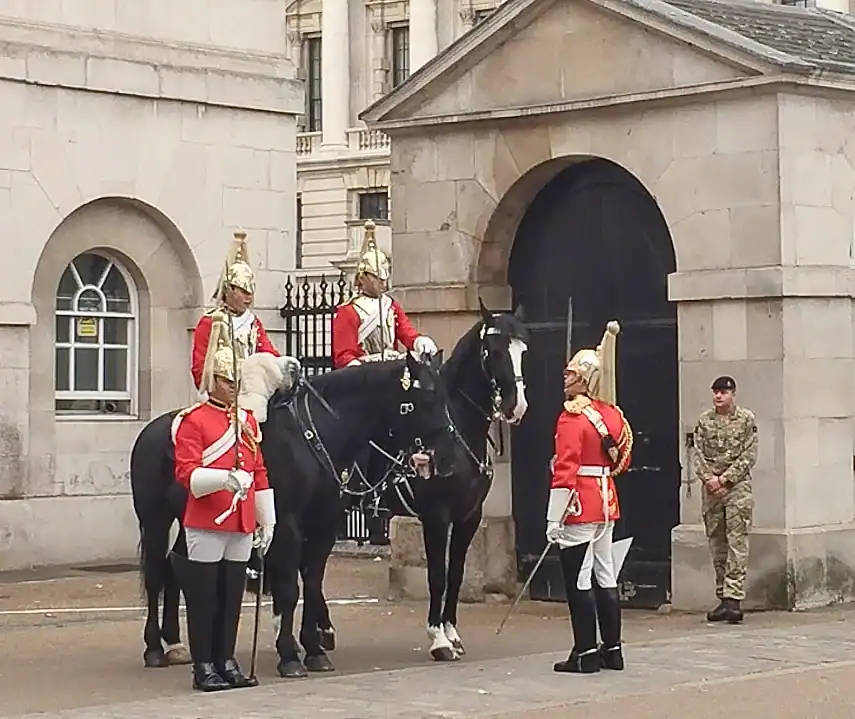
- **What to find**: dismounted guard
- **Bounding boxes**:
[332,219,438,368]
[191,230,280,392]
[692,375,758,624]
[546,321,633,674]
[171,312,277,692]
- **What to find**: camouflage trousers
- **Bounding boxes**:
[702,482,753,601]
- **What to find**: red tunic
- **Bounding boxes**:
[172,401,270,534]
[551,398,632,525]
[331,297,420,369]
[191,311,280,390]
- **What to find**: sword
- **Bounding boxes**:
[496,542,552,635]
[249,552,264,680]
[213,310,247,527]
[366,220,388,358]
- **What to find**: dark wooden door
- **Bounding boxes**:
[508,159,679,609]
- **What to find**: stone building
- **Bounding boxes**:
[0,2,302,570]
[291,0,852,277]
[363,0,855,610]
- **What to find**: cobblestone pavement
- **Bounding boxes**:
[2,557,855,717]
[5,620,855,719]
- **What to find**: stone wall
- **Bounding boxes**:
[0,13,302,570]
[385,85,855,609]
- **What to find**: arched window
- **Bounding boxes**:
[54,252,137,416]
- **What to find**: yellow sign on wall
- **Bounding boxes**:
[76,317,97,338]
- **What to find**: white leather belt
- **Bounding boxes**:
[577,465,610,477]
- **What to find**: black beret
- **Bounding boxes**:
[711,376,736,391]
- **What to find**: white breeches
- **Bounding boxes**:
[554,521,617,591]
[185,527,253,563]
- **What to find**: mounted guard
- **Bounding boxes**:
[191,230,281,392]
[170,311,276,692]
[546,321,633,674]
[332,220,438,368]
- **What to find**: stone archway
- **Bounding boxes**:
[27,197,203,497]
[500,156,679,609]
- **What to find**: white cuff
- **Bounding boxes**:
[255,488,276,528]
[346,358,362,367]
[189,468,229,498]
[546,487,571,524]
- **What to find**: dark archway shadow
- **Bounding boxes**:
[507,157,679,609]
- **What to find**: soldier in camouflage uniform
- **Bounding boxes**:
[691,376,758,624]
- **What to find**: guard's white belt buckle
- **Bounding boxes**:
[577,465,610,477]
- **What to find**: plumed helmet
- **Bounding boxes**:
[356,220,390,281]
[565,321,620,403]
[200,310,238,394]
[214,230,256,301]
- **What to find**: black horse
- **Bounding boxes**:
[314,300,530,661]
[130,351,458,676]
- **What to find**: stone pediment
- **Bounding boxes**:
[361,0,834,126]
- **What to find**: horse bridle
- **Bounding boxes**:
[454,323,526,460]
[281,373,445,498]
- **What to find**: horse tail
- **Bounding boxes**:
[130,410,179,607]
[138,518,172,605]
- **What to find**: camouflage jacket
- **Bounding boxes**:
[691,406,758,488]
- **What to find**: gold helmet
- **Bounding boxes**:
[565,321,620,403]
[200,310,238,395]
[356,220,390,281]
[214,230,256,301]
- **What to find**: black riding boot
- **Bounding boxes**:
[554,545,600,674]
[214,560,258,689]
[171,554,230,692]
[594,585,624,670]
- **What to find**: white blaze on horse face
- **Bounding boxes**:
[508,338,529,423]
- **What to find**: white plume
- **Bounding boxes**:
[238,354,301,423]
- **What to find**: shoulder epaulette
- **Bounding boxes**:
[170,401,205,444]
[562,395,592,415]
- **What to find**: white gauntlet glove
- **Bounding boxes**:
[254,489,277,555]
[545,488,571,544]
[413,335,438,356]
[225,469,253,496]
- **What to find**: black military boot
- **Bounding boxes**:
[707,598,744,623]
[555,547,600,674]
[214,560,258,689]
[594,585,624,670]
[171,553,230,692]
[722,598,744,624]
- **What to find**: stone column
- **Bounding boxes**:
[669,276,855,612]
[286,29,302,71]
[409,0,438,73]
[370,20,388,101]
[320,0,349,148]
[458,8,477,33]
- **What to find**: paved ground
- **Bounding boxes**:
[2,556,855,718]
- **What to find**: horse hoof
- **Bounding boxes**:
[143,649,168,668]
[305,654,335,673]
[319,628,336,651]
[277,660,309,679]
[451,641,466,656]
[430,646,460,662]
[165,646,192,666]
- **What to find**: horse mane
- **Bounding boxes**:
[306,358,406,400]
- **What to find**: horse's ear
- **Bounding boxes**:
[431,350,444,372]
[479,297,492,325]
[513,303,526,322]
[405,349,418,375]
